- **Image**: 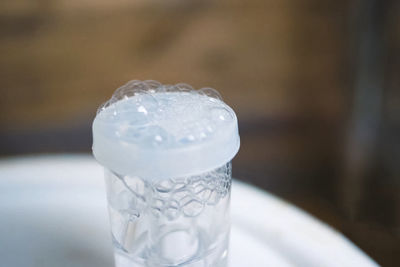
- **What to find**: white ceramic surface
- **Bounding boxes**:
[0,155,379,267]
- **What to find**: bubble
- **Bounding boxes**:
[152,198,164,209]
[97,102,108,115]
[97,97,118,117]
[188,175,202,184]
[163,199,180,221]
[116,91,158,117]
[196,188,212,203]
[172,190,187,202]
[154,135,163,143]
[113,80,145,100]
[178,134,196,144]
[151,208,162,218]
[144,126,170,147]
[151,198,165,218]
[164,84,177,93]
[155,179,176,192]
[182,199,204,217]
[143,80,162,92]
[118,125,148,142]
[198,87,222,100]
[206,190,220,205]
[193,183,206,194]
[136,92,158,108]
[176,83,194,93]
[210,106,234,122]
[173,182,186,191]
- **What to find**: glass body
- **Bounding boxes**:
[104,162,232,267]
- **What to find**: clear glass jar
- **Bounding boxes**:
[92,80,239,267]
[104,162,232,267]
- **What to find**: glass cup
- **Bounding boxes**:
[92,80,240,267]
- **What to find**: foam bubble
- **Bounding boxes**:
[93,80,240,180]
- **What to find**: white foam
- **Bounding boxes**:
[92,80,240,180]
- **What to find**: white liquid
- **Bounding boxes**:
[92,82,239,180]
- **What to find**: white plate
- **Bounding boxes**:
[0,155,379,267]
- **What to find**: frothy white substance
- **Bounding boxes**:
[92,80,240,180]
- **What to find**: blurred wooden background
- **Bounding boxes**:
[0,0,399,265]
